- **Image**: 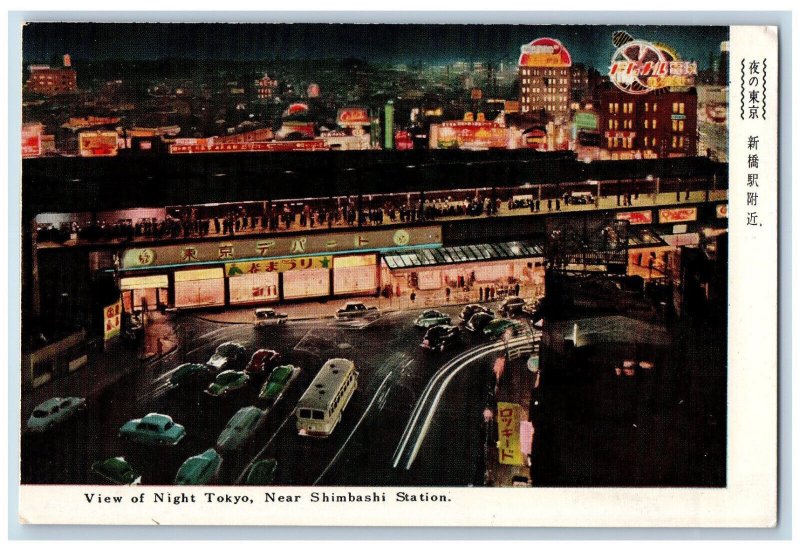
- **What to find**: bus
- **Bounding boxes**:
[295,358,359,437]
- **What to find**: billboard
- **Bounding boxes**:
[226,256,332,276]
[616,210,653,225]
[659,207,698,223]
[574,112,598,130]
[337,107,371,127]
[78,130,118,157]
[431,122,510,150]
[518,37,572,68]
[121,226,442,269]
[169,140,327,154]
[22,124,42,158]
[103,299,122,341]
[608,31,698,94]
[496,402,525,466]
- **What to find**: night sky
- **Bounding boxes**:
[23,23,729,71]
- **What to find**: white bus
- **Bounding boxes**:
[296,358,359,437]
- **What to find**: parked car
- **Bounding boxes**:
[254,308,288,327]
[244,458,278,485]
[27,397,86,432]
[244,349,282,376]
[118,413,185,446]
[460,304,492,322]
[91,457,141,485]
[258,365,300,405]
[206,342,248,372]
[421,324,461,352]
[216,406,265,452]
[483,318,529,340]
[414,309,451,329]
[466,311,495,333]
[174,449,222,485]
[169,363,211,388]
[335,302,379,320]
[205,370,250,398]
[498,296,527,317]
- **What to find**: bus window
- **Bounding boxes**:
[299,408,312,419]
[312,410,324,420]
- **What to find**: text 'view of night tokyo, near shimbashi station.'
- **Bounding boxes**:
[21,23,728,489]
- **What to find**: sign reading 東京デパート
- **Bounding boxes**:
[120,225,442,270]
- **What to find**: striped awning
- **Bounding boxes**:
[382,241,543,270]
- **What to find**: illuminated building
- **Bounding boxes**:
[599,88,698,159]
[25,63,77,96]
[517,38,572,121]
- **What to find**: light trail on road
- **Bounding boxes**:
[392,334,533,471]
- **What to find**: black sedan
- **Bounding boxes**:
[420,324,461,352]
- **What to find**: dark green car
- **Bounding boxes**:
[169,363,210,388]
[483,318,527,340]
[91,457,141,485]
[258,365,298,404]
[244,458,278,485]
[205,370,250,398]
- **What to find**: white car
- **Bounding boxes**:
[27,397,86,432]
[254,308,288,327]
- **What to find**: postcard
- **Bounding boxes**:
[16,20,777,527]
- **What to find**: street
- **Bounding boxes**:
[21,303,519,487]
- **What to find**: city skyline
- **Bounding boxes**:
[23,23,729,72]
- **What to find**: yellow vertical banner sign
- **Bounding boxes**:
[496,401,524,466]
[103,298,122,341]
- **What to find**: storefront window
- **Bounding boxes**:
[283,268,329,299]
[333,255,377,295]
[174,268,225,308]
[229,272,279,304]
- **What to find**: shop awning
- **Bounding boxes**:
[382,241,543,270]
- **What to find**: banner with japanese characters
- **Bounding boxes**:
[496,402,525,466]
[225,256,332,276]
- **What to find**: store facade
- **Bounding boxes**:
[114,226,441,311]
[382,241,546,300]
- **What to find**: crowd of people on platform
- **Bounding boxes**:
[35,193,504,244]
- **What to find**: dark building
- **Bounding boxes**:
[598,88,698,159]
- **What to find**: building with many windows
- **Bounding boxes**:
[517,38,572,122]
[599,88,697,159]
[25,64,78,96]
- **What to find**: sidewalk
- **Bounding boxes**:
[22,311,178,417]
[190,284,544,325]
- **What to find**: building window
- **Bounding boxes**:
[679,120,684,131]
[679,102,685,114]
[644,136,649,147]
[645,103,649,112]
[672,135,677,148]
[644,119,649,129]
[653,119,657,129]
[672,119,678,131]
[653,103,658,112]
[679,136,684,147]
